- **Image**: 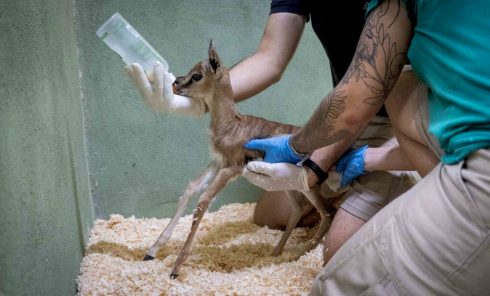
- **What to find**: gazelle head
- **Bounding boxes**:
[173,40,233,107]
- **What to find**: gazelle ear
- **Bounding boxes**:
[208,39,221,72]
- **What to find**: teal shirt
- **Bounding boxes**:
[367,0,490,163]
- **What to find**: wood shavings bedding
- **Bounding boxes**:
[77,203,324,295]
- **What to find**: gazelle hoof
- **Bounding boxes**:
[271,249,282,257]
[170,272,179,279]
[143,254,155,261]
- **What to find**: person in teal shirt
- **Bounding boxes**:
[377,0,490,164]
[244,0,490,294]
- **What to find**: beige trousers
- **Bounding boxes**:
[310,148,490,296]
[311,69,490,295]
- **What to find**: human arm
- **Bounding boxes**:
[242,136,360,190]
[230,12,305,101]
[364,144,415,172]
[335,144,416,187]
[127,13,304,116]
[291,0,413,154]
[247,0,413,166]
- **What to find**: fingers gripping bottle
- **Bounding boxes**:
[96,12,168,77]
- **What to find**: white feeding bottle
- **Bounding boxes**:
[96,12,168,76]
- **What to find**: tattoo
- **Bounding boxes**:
[294,89,350,153]
[320,88,346,123]
[293,0,409,153]
[342,0,406,107]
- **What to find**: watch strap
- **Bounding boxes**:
[302,158,328,185]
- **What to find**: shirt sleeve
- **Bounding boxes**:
[365,0,381,17]
[366,0,416,27]
[270,0,310,22]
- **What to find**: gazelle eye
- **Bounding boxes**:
[191,74,202,81]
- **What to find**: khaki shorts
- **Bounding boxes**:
[311,148,490,296]
[311,70,490,295]
[321,116,419,221]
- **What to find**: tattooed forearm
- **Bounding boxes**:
[291,0,411,154]
[292,88,358,153]
[320,88,347,123]
[341,0,407,107]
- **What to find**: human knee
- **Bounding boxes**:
[323,209,366,264]
[253,191,291,229]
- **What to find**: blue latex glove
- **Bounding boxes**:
[244,135,306,164]
[336,145,368,187]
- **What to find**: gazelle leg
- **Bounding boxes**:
[299,188,335,254]
[144,161,220,260]
[170,167,240,278]
[272,191,313,256]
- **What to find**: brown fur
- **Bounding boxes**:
[148,41,334,278]
[174,50,299,167]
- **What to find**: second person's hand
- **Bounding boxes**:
[126,61,207,117]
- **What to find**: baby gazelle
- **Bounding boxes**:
[145,41,335,278]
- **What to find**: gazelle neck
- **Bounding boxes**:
[208,72,240,127]
[208,92,240,129]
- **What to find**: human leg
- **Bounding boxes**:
[253,116,417,261]
[310,149,490,296]
[324,68,439,264]
[321,208,365,264]
[253,191,320,230]
[254,69,429,259]
[253,190,365,264]
[323,115,417,263]
[311,66,490,295]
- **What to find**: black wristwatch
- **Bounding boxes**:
[302,158,328,185]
